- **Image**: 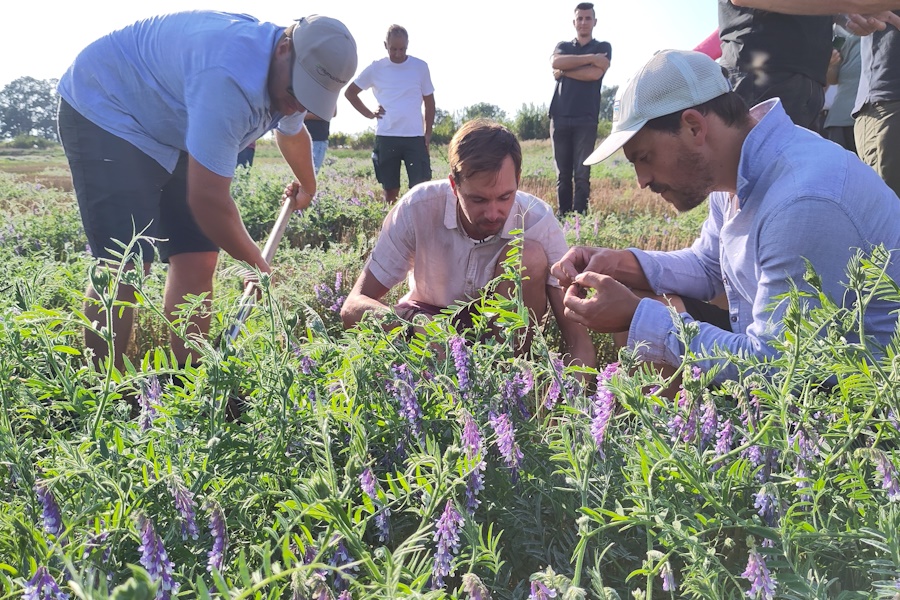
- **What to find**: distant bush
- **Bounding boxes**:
[350,130,376,150]
[4,134,57,149]
[597,119,612,140]
[513,103,550,140]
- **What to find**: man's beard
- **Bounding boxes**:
[650,148,715,213]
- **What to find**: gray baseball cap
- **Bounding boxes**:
[291,15,358,121]
[584,50,731,165]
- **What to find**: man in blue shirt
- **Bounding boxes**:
[553,50,900,384]
[57,11,357,370]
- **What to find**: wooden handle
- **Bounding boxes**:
[222,199,296,346]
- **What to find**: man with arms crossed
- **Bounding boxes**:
[345,25,435,204]
[553,50,900,384]
[341,120,596,370]
[57,12,357,370]
[550,2,611,216]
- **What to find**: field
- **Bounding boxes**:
[1,139,899,600]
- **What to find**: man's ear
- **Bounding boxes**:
[448,175,458,195]
[681,109,708,146]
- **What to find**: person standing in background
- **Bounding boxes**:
[345,24,435,203]
[824,27,861,153]
[305,113,331,174]
[854,10,900,197]
[549,2,611,216]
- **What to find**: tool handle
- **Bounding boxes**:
[223,199,296,345]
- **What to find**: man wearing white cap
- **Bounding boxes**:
[57,11,357,370]
[552,49,900,383]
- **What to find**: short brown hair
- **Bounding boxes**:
[449,119,522,184]
[645,91,751,133]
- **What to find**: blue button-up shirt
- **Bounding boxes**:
[628,99,900,383]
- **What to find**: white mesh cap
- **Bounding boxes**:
[584,50,731,165]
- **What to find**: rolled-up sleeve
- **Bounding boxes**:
[367,205,417,289]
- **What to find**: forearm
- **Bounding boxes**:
[345,85,376,119]
[190,192,262,267]
[551,53,602,70]
[730,0,900,13]
[423,95,435,136]
[275,129,316,195]
[340,293,391,329]
[560,65,607,82]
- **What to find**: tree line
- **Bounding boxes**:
[0,76,618,148]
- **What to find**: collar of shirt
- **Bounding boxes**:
[736,98,791,208]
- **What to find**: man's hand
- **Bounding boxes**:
[562,272,641,333]
[372,105,386,119]
[282,181,314,212]
[553,68,564,80]
[592,53,611,70]
[841,11,900,34]
[552,246,625,287]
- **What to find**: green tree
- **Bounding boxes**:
[431,107,458,145]
[460,102,507,124]
[599,85,618,122]
[0,76,60,141]
[512,103,550,140]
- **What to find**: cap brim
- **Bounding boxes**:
[583,126,643,165]
[291,63,338,121]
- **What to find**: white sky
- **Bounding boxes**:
[1,1,717,135]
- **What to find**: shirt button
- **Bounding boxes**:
[731,315,738,322]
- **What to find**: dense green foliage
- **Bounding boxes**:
[1,147,899,600]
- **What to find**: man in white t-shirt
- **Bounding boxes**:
[345,24,436,203]
[341,120,596,370]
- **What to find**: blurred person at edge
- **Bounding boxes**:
[554,50,900,386]
[57,12,357,371]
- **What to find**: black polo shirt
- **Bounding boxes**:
[718,1,832,85]
[549,38,612,124]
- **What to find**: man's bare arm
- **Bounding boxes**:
[340,266,393,329]
[557,65,608,82]
[345,83,383,120]
[423,93,435,147]
[551,53,609,71]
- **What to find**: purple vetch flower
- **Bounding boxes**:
[875,452,900,502]
[449,336,471,393]
[34,480,64,539]
[461,573,491,600]
[753,488,778,526]
[528,580,557,600]
[714,418,733,461]
[206,501,227,572]
[137,515,179,600]
[489,412,523,477]
[359,468,377,501]
[374,506,392,543]
[432,501,464,589]
[330,539,357,591]
[794,460,812,503]
[742,444,764,469]
[168,477,199,541]
[461,412,486,513]
[82,528,112,582]
[337,592,352,600]
[139,375,161,431]
[501,370,533,417]
[699,400,717,448]
[546,357,565,410]
[23,566,69,600]
[388,365,424,441]
[590,380,615,458]
[465,461,486,514]
[742,547,776,600]
[461,413,483,460]
[660,560,677,592]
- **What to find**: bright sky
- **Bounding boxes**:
[1,1,717,135]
